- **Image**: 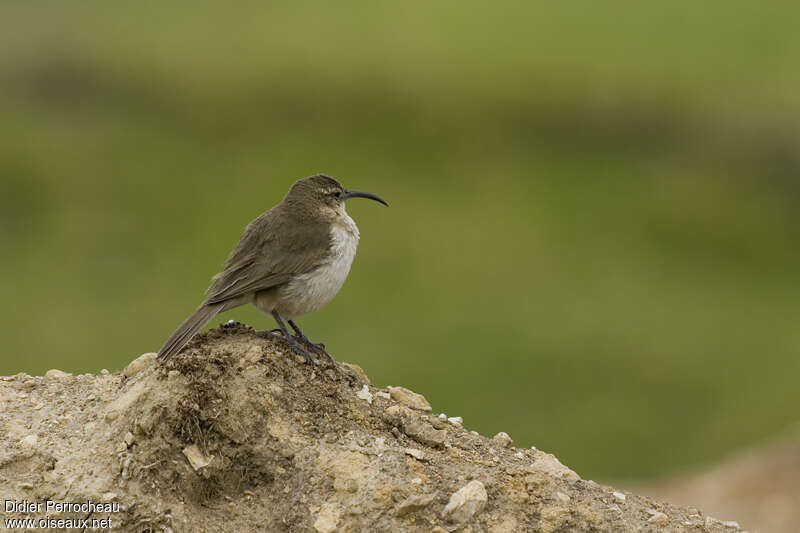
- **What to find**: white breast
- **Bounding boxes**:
[276,212,360,318]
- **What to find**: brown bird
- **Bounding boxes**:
[156,174,387,363]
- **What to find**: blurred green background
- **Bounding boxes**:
[2,1,800,482]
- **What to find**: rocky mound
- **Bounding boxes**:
[1,323,742,532]
[642,427,800,533]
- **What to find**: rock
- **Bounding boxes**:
[372,483,393,504]
[613,491,626,503]
[442,480,488,524]
[402,419,447,448]
[648,511,668,525]
[123,352,156,378]
[0,325,741,533]
[534,452,580,481]
[396,492,437,516]
[387,386,432,411]
[491,432,513,448]
[405,448,426,461]
[447,416,463,426]
[429,415,447,429]
[355,384,373,404]
[44,369,71,379]
[313,503,340,533]
[182,444,214,470]
[375,391,391,400]
[20,434,38,447]
[323,451,370,493]
[384,404,409,418]
[341,362,370,385]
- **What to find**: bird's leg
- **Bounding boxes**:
[288,320,332,362]
[287,320,326,352]
[270,311,313,365]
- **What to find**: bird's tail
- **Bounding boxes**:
[157,302,225,361]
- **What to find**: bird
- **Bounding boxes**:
[156,174,387,364]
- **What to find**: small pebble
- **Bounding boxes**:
[613,491,626,503]
[375,391,391,400]
[183,444,213,470]
[647,512,668,525]
[45,369,71,379]
[355,385,373,404]
[341,362,370,385]
[387,386,432,411]
[20,434,38,447]
[405,448,426,461]
[123,353,157,378]
[491,431,513,448]
[441,480,487,523]
[447,416,463,425]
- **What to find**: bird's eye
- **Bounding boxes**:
[332,190,342,198]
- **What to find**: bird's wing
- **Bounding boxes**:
[204,208,331,305]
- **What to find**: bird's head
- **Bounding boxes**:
[285,174,387,219]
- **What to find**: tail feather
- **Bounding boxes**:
[157,302,225,361]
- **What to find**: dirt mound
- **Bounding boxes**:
[1,324,742,532]
[641,428,800,533]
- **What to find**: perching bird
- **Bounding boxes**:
[156,174,387,364]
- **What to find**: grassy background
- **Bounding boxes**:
[2,1,800,481]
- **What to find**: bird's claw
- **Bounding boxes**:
[288,338,314,365]
[295,336,333,363]
[300,338,326,354]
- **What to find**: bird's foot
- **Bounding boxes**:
[298,337,326,354]
[284,335,314,365]
[294,335,333,364]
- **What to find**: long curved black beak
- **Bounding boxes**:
[343,189,388,206]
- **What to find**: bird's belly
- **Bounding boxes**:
[274,220,359,318]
